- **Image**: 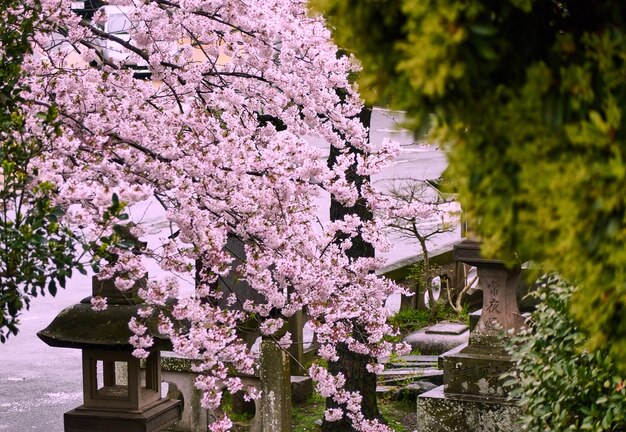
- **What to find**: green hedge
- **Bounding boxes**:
[508,275,626,431]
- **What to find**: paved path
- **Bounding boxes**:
[0,274,87,432]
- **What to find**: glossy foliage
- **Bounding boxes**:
[509,276,626,431]
[0,1,80,342]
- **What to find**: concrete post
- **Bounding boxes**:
[259,337,292,432]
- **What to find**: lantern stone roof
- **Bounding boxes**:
[37,297,172,352]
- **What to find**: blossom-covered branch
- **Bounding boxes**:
[18,1,409,430]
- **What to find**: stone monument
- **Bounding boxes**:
[416,239,523,432]
[38,276,182,432]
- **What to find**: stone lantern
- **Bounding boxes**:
[443,239,525,395]
[38,276,182,432]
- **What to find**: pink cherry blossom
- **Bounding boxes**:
[13,0,440,429]
[90,296,108,311]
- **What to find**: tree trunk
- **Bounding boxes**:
[416,234,438,320]
[321,340,380,432]
[322,106,381,431]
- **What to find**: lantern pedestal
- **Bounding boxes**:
[64,399,182,432]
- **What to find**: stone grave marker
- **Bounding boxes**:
[416,239,523,432]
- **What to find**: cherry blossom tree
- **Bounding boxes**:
[16,0,407,430]
[382,179,460,316]
[323,105,379,432]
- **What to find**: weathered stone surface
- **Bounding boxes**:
[437,342,468,369]
[400,354,439,363]
[377,367,443,386]
[161,370,209,432]
[160,351,314,432]
[454,241,524,350]
[470,264,524,348]
[403,380,438,396]
[159,352,263,432]
[412,241,524,432]
[384,354,438,369]
[65,399,182,432]
[376,380,438,399]
[426,323,469,335]
[442,350,514,398]
[416,386,521,432]
[404,326,469,355]
[259,339,292,432]
[376,385,398,394]
[447,241,522,397]
[37,301,171,351]
[290,376,313,404]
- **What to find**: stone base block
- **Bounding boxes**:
[64,399,182,432]
[442,349,514,398]
[291,376,313,404]
[404,326,469,355]
[416,386,521,432]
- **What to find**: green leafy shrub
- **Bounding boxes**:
[387,305,468,345]
[388,308,432,334]
[508,275,626,431]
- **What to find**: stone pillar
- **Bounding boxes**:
[259,337,292,432]
[416,240,523,432]
[469,264,524,349]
